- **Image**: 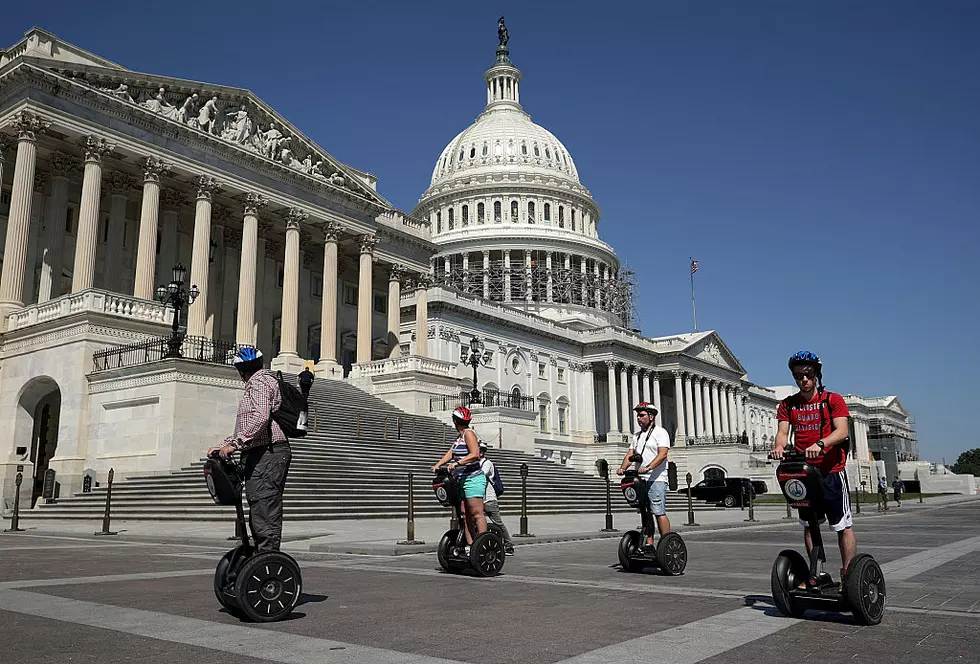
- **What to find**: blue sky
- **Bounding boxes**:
[3,1,978,464]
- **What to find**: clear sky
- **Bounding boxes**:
[3,1,977,464]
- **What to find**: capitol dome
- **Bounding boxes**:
[414,27,631,330]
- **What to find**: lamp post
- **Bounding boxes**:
[155,262,199,358]
[460,336,493,405]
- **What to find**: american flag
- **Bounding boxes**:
[691,259,699,275]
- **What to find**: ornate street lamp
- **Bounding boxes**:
[155,262,199,358]
[460,336,493,405]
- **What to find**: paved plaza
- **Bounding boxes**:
[2,497,979,663]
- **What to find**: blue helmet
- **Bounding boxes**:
[233,346,263,366]
[787,350,820,370]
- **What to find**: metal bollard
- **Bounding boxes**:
[685,473,699,526]
[597,459,615,532]
[94,468,118,536]
[397,472,424,545]
[919,489,923,504]
[744,485,757,522]
[514,462,534,537]
[4,472,25,532]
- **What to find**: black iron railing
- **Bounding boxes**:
[92,335,245,372]
[687,434,747,447]
[429,388,536,413]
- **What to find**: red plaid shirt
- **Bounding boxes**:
[224,369,288,452]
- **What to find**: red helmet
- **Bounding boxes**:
[633,401,658,416]
[452,406,472,422]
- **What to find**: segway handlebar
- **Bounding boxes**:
[769,448,825,463]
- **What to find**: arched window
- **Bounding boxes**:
[436,211,441,234]
[521,141,528,155]
[448,207,454,230]
[558,206,565,228]
[507,139,515,156]
[469,146,476,159]
[494,141,502,157]
[477,202,485,223]
[533,143,540,157]
[527,201,535,223]
[482,142,488,156]
[494,201,502,222]
[544,203,551,221]
[704,467,726,482]
[571,209,576,232]
[545,147,552,161]
[462,205,469,226]
[510,200,519,222]
[459,148,465,163]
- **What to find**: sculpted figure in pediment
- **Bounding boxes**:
[198,96,219,134]
[310,160,326,179]
[177,93,199,125]
[103,83,135,103]
[261,122,285,159]
[223,104,253,144]
[142,87,178,119]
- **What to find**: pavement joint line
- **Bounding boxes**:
[0,569,215,590]
[888,605,980,620]
[0,588,466,664]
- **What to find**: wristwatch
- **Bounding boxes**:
[816,440,826,450]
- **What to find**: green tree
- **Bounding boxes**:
[951,448,980,476]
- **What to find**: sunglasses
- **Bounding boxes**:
[792,371,815,381]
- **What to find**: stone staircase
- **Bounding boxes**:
[24,377,715,521]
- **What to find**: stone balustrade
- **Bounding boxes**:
[6,289,173,332]
[350,354,457,378]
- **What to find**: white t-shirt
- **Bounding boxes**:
[631,426,671,483]
[480,458,498,503]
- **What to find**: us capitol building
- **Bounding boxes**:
[0,24,926,510]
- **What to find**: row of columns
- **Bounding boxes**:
[0,111,432,367]
[605,361,664,434]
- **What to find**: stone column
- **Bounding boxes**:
[414,274,430,358]
[71,135,114,293]
[23,172,48,305]
[132,157,169,300]
[605,361,619,436]
[641,369,651,403]
[580,256,587,304]
[387,266,404,357]
[276,208,306,363]
[684,373,696,439]
[652,372,663,427]
[0,113,48,322]
[315,221,341,373]
[711,381,723,437]
[731,389,741,436]
[546,251,553,302]
[205,212,228,339]
[693,376,705,438]
[708,381,719,438]
[581,365,596,436]
[235,193,266,345]
[356,234,377,364]
[673,372,686,441]
[741,394,750,443]
[103,172,134,293]
[619,364,630,437]
[38,153,76,302]
[719,384,731,435]
[482,250,490,299]
[157,190,184,288]
[630,366,641,427]
[503,249,512,302]
[186,175,219,336]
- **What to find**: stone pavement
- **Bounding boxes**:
[1,495,978,663]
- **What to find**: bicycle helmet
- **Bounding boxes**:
[452,406,472,424]
[232,346,263,376]
[633,401,658,417]
[478,441,488,453]
[787,350,824,389]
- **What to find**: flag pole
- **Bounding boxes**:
[690,257,697,332]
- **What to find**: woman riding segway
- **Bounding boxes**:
[431,407,488,553]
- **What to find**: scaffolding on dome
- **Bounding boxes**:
[432,253,635,326]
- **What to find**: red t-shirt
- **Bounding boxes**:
[776,390,850,474]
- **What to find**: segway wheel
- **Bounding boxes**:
[469,530,505,577]
[214,545,251,614]
[656,532,687,576]
[234,552,302,623]
[844,553,886,625]
[771,549,808,618]
[437,529,465,573]
[618,531,644,573]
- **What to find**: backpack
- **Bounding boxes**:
[271,371,309,438]
[781,390,851,457]
[484,457,505,496]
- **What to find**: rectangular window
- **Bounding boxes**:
[511,200,519,223]
[557,367,565,383]
[571,209,576,232]
[478,202,485,223]
[494,201,502,222]
[558,407,567,434]
[311,275,322,298]
[538,363,546,378]
[539,404,549,432]
[343,283,358,306]
[373,292,387,314]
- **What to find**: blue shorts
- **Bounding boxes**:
[647,481,667,516]
[798,469,853,532]
[460,473,487,499]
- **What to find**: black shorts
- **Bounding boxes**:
[798,469,853,532]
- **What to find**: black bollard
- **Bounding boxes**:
[596,459,615,532]
[514,462,534,537]
[685,473,699,526]
[397,472,424,545]
[744,483,757,522]
[784,500,794,519]
[4,472,25,532]
[94,468,118,536]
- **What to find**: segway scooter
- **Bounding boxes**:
[618,454,687,575]
[204,451,302,622]
[771,450,885,625]
[432,467,505,577]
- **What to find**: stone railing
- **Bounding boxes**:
[350,354,457,379]
[687,434,747,447]
[6,290,173,332]
[377,210,431,238]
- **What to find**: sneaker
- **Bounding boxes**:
[504,546,515,556]
[463,546,471,556]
